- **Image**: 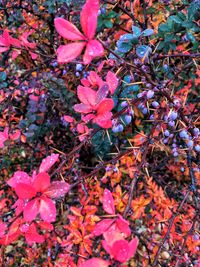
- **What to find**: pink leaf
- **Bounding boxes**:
[33,172,50,192]
[83,40,104,65]
[7,171,31,188]
[93,219,114,236]
[0,127,9,148]
[24,223,45,245]
[39,197,56,222]
[54,18,85,41]
[63,115,74,123]
[103,189,115,215]
[57,42,86,63]
[93,112,113,128]
[80,258,109,267]
[127,238,138,259]
[23,199,39,222]
[115,215,131,237]
[77,85,96,106]
[74,103,93,114]
[80,0,99,40]
[15,183,36,199]
[111,239,130,263]
[44,181,70,199]
[106,71,118,95]
[103,224,124,247]
[95,84,109,105]
[39,153,59,173]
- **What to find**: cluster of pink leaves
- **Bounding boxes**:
[81,189,138,266]
[0,154,70,245]
[63,70,118,139]
[74,71,118,129]
[6,154,70,223]
[54,0,104,64]
[0,29,37,59]
[0,127,21,148]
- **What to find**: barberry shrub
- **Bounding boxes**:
[0,0,199,266]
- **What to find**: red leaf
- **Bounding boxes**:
[15,183,36,199]
[83,40,104,65]
[23,198,39,222]
[80,0,99,40]
[103,189,115,215]
[37,221,54,231]
[39,197,56,222]
[24,223,45,245]
[54,18,85,41]
[33,172,50,192]
[93,219,114,236]
[57,42,86,63]
[39,153,59,173]
[97,99,114,114]
[80,258,109,267]
[77,86,96,106]
[106,71,118,95]
[44,181,70,199]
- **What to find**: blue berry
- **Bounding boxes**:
[146,90,154,99]
[76,63,83,71]
[164,130,170,137]
[152,101,159,108]
[187,140,193,148]
[121,101,128,108]
[193,128,200,136]
[124,115,132,124]
[75,72,80,77]
[112,124,124,133]
[142,108,148,114]
[169,111,178,121]
[163,138,168,144]
[173,151,179,157]
[194,145,200,152]
[179,130,189,139]
[168,121,175,127]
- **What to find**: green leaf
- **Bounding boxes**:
[142,28,154,36]
[0,72,7,81]
[136,45,152,58]
[132,26,142,37]
[104,20,113,28]
[159,24,169,32]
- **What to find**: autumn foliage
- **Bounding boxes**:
[0,0,199,266]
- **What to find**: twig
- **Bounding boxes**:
[153,190,190,266]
